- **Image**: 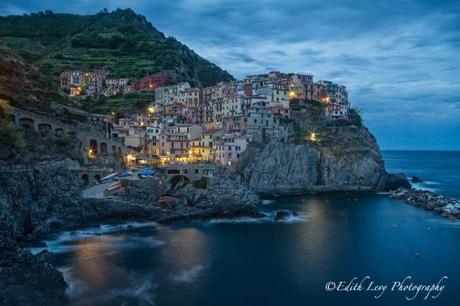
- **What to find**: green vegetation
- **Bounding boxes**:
[193,178,208,189]
[0,100,24,153]
[80,92,155,114]
[0,8,233,88]
[54,135,72,148]
[0,100,83,163]
[0,45,72,109]
[348,108,363,128]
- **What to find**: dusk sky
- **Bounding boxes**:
[1,0,459,150]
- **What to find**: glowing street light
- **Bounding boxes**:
[87,148,96,159]
[126,153,136,167]
[309,132,317,142]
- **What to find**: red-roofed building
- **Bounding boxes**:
[133,73,170,91]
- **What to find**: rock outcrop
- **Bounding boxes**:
[238,137,388,195]
[390,188,460,220]
[237,111,409,195]
[163,169,260,221]
[237,142,320,194]
[0,234,68,306]
[380,173,411,191]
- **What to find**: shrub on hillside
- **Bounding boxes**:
[0,100,24,152]
[348,108,363,128]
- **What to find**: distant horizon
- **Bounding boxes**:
[1,1,459,151]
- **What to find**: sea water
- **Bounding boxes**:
[49,151,460,306]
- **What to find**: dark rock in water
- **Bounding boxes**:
[36,250,56,264]
[411,176,423,183]
[382,173,411,191]
[390,188,460,221]
[275,210,291,221]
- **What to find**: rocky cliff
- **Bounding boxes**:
[237,108,401,195]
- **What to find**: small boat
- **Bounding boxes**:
[138,167,156,179]
[101,172,118,182]
[117,170,132,178]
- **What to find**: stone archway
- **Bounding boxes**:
[169,175,191,189]
[81,174,89,186]
[55,128,64,136]
[19,117,34,129]
[38,123,52,136]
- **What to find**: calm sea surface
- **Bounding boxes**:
[46,151,460,306]
[383,150,460,199]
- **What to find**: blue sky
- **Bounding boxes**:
[1,0,460,150]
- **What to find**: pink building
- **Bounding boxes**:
[159,124,203,158]
[181,107,201,124]
[270,105,290,120]
[215,133,252,166]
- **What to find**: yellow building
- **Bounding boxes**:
[190,128,224,161]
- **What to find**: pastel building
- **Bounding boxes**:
[214,133,252,166]
[146,120,163,140]
[159,124,203,158]
[190,128,224,161]
[105,78,129,96]
[246,106,292,142]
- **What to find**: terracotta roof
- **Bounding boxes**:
[203,128,223,135]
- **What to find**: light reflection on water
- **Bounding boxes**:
[50,194,460,306]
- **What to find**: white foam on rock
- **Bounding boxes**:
[27,221,161,255]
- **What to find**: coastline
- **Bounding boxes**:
[390,188,460,221]
[1,154,458,306]
[2,169,459,306]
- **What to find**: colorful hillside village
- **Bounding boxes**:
[60,70,350,166]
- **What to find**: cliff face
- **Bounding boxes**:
[238,142,321,193]
[318,147,384,189]
[237,109,388,194]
